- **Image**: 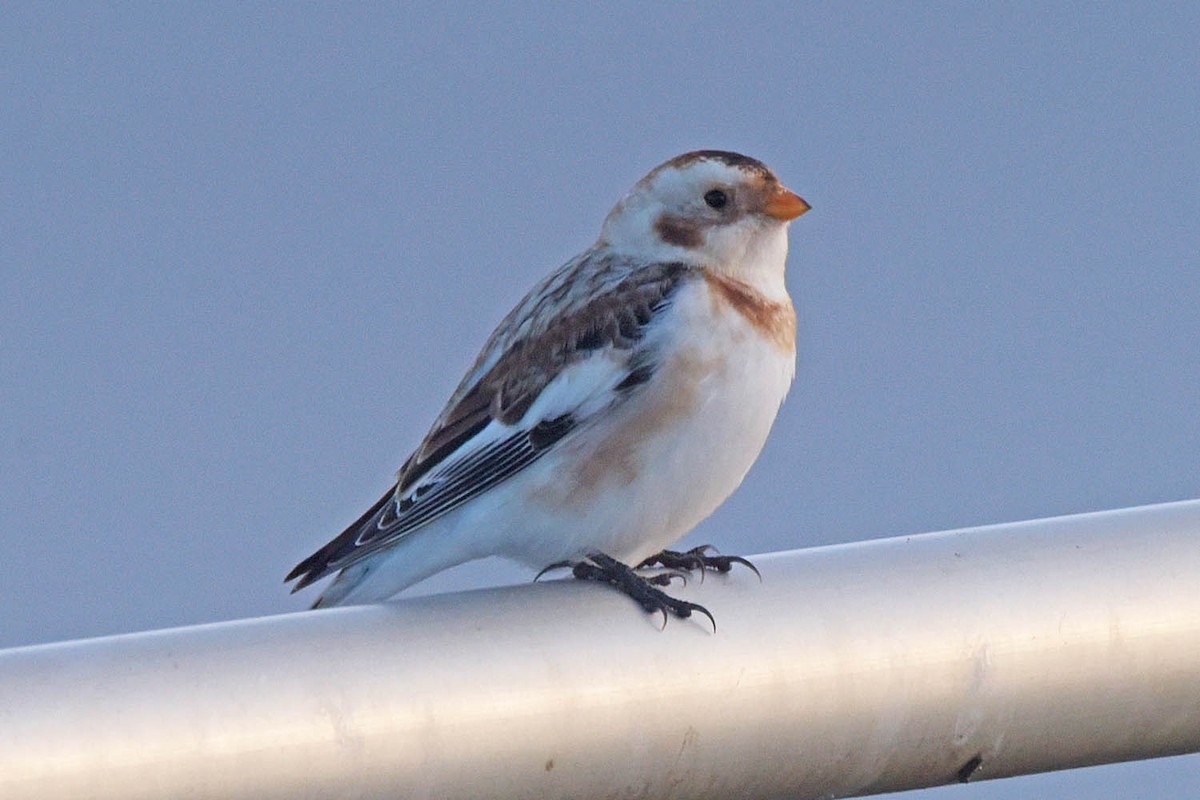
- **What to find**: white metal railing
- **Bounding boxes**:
[2,500,1199,799]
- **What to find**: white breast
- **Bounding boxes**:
[509,275,796,565]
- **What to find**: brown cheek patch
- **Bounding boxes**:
[703,272,797,352]
[654,214,704,249]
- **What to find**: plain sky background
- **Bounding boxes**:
[3,3,1198,797]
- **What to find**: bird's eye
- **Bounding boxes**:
[704,189,728,209]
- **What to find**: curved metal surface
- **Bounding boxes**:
[1,500,1199,799]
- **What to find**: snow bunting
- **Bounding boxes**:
[287,150,809,625]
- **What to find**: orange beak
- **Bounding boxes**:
[763,186,811,221]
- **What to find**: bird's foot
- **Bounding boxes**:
[570,553,715,632]
[536,558,685,587]
[636,544,761,581]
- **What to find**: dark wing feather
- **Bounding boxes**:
[286,414,575,591]
[285,487,393,588]
[397,257,694,492]
[286,258,695,591]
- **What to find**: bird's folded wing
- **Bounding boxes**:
[286,258,696,589]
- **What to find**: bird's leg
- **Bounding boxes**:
[637,544,761,581]
[571,552,715,632]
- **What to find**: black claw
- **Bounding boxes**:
[571,553,716,632]
[710,553,762,581]
[643,569,689,587]
[637,551,705,572]
[636,545,761,582]
[643,571,673,587]
[692,603,717,633]
[533,561,573,582]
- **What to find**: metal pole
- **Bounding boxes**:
[2,500,1199,800]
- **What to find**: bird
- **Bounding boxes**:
[286,150,809,626]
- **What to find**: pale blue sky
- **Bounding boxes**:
[3,4,1198,796]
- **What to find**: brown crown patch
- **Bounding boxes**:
[662,150,776,181]
[636,150,780,192]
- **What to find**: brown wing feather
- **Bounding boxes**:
[397,256,694,492]
[285,257,697,591]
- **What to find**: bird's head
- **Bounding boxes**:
[599,150,809,286]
